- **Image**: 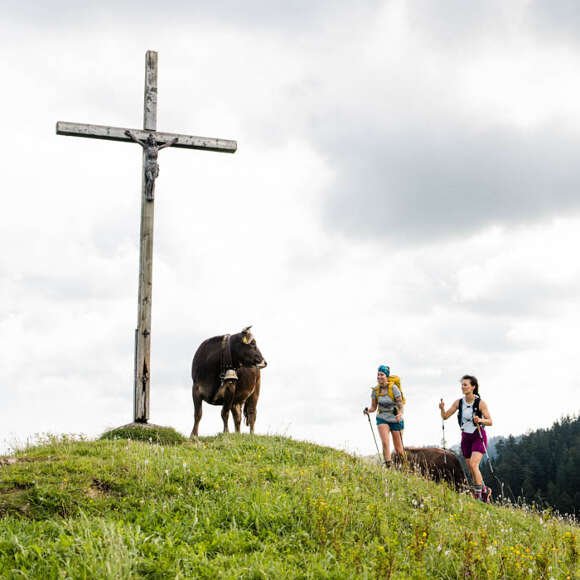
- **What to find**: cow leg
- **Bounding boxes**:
[221,381,236,433]
[232,404,242,433]
[244,395,257,434]
[190,384,203,439]
[221,405,230,433]
[243,372,260,434]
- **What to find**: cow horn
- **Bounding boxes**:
[242,325,253,333]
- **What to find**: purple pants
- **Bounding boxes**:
[461,429,487,458]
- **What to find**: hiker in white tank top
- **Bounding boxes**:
[439,375,493,502]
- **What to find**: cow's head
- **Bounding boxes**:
[230,326,267,369]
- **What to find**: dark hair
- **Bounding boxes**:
[461,375,479,397]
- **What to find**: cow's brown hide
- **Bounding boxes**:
[393,447,468,490]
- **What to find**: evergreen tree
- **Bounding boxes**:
[481,415,579,515]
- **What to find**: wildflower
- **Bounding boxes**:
[444,550,451,556]
[144,459,149,465]
[183,462,187,468]
[165,469,169,475]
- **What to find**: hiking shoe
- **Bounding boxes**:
[481,486,492,503]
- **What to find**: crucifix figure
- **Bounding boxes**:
[124,130,178,201]
[56,51,237,424]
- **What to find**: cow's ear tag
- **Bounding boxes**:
[242,336,249,344]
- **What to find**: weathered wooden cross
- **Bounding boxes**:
[56,51,237,423]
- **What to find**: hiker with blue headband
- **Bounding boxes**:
[364,364,405,467]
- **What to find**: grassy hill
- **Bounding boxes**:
[0,431,577,579]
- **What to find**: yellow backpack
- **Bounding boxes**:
[372,375,406,405]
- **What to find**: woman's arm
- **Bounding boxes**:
[439,399,459,420]
[473,401,492,427]
[395,396,404,421]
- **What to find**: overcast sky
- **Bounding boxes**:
[1,0,579,456]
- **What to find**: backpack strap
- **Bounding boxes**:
[457,398,463,427]
[473,396,483,428]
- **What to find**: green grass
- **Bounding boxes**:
[100,425,187,446]
[0,433,577,579]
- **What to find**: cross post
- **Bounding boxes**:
[57,50,236,423]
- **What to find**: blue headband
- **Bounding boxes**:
[378,365,390,377]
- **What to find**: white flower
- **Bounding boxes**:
[144,459,149,465]
[164,469,169,475]
[444,550,451,556]
[437,545,443,552]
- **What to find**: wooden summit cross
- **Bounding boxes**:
[57,50,237,424]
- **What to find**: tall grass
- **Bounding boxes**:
[0,433,577,579]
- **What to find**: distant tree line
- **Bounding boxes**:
[481,415,579,515]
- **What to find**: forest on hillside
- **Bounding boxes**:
[481,415,579,515]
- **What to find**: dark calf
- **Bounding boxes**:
[393,447,468,490]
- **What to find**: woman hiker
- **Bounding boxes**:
[364,365,405,467]
[439,375,492,502]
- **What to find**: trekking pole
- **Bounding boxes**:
[476,424,493,472]
[476,423,507,501]
[364,408,383,464]
[440,398,447,464]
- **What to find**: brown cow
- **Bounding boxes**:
[393,447,468,490]
[190,326,266,438]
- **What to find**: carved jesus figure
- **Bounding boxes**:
[125,130,178,201]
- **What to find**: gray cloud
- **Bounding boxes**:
[3,0,379,34]
[527,0,580,44]
[319,119,580,244]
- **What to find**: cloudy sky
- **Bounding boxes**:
[1,0,579,456]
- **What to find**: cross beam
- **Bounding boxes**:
[56,122,237,153]
[56,50,237,424]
